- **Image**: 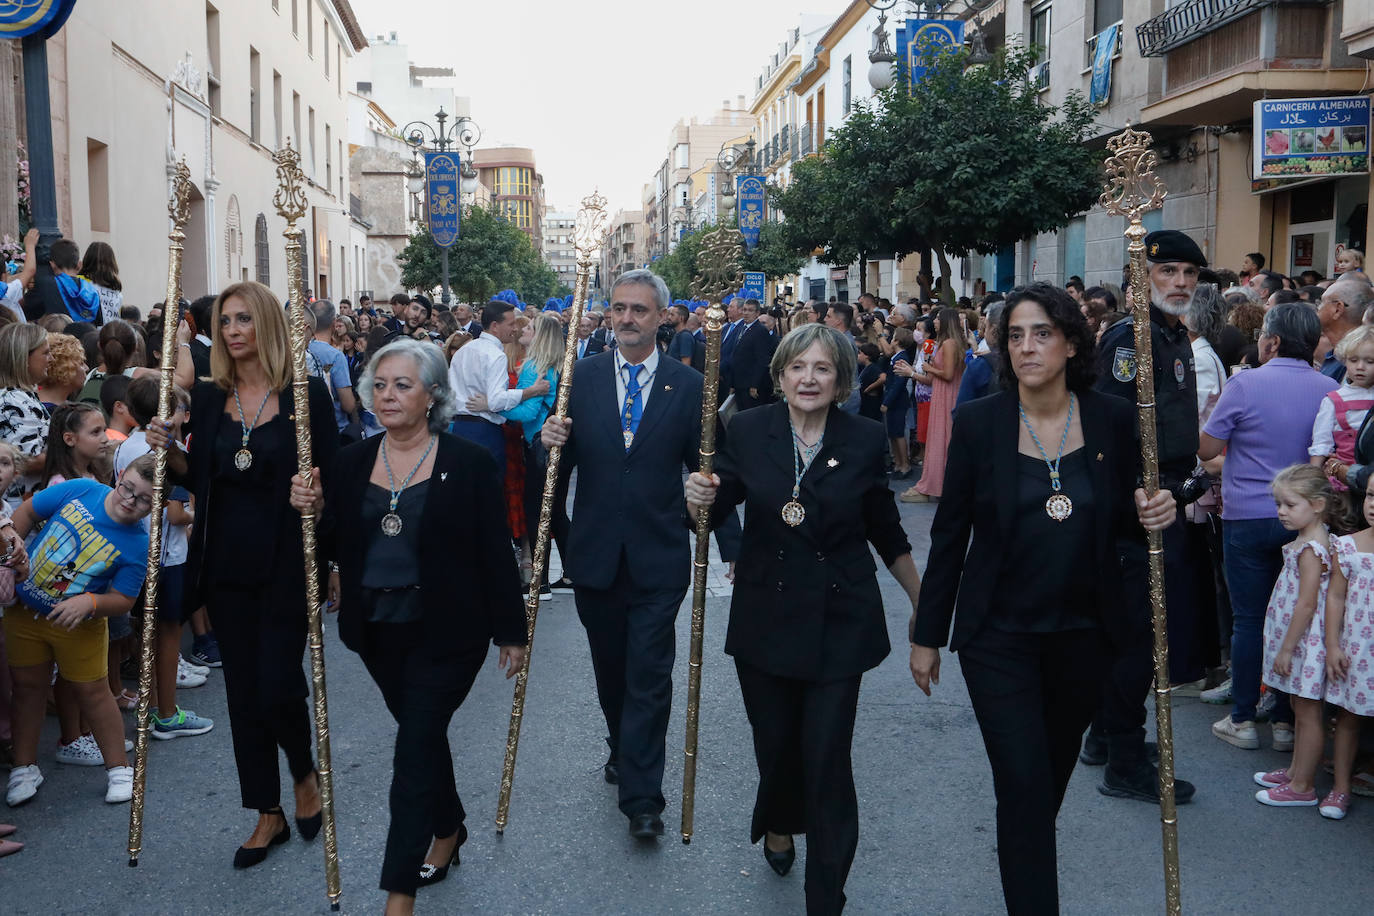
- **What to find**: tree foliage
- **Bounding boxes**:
[743,221,807,283]
[772,44,1101,280]
[650,227,708,300]
[651,220,806,300]
[398,204,562,303]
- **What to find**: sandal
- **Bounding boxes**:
[1353,771,1374,798]
[115,689,139,711]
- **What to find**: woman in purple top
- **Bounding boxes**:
[1199,302,1338,752]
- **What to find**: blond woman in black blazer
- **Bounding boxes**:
[909,283,1176,915]
[687,324,922,916]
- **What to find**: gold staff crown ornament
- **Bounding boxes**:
[273,139,343,911]
[496,190,610,833]
[1099,124,1182,916]
[127,157,192,867]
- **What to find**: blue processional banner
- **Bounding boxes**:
[737,175,765,252]
[425,151,461,248]
[0,0,78,39]
[895,19,965,85]
[1089,23,1118,107]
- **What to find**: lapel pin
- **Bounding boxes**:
[663,384,673,391]
[440,472,448,482]
[827,458,839,468]
[1096,453,1104,461]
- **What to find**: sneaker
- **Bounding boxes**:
[899,489,931,503]
[550,577,575,595]
[1169,678,1207,698]
[105,765,133,804]
[1272,722,1295,752]
[175,663,207,689]
[56,734,105,767]
[5,765,42,807]
[538,584,551,602]
[1353,771,1374,798]
[1099,762,1197,804]
[151,707,214,740]
[1200,678,1233,704]
[1212,715,1260,750]
[179,655,210,678]
[1320,791,1351,819]
[1255,690,1278,723]
[1254,767,1291,789]
[189,637,223,668]
[1256,782,1318,807]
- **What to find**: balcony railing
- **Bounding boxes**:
[1137,0,1330,58]
[799,121,813,156]
[780,125,791,161]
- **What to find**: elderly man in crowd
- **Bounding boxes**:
[1318,278,1374,380]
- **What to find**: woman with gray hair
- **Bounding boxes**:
[685,323,922,914]
[305,337,528,912]
[1186,283,1227,415]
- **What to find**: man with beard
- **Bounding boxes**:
[385,294,436,343]
[1086,229,1203,806]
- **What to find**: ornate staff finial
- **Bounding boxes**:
[574,189,610,268]
[168,159,192,236]
[1099,124,1166,221]
[273,140,308,229]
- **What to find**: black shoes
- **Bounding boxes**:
[550,577,575,594]
[416,823,468,888]
[1099,762,1196,805]
[233,809,290,869]
[1080,734,1160,767]
[296,772,322,840]
[604,760,619,785]
[763,837,795,876]
[628,813,664,839]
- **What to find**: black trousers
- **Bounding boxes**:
[359,621,487,896]
[208,586,315,811]
[735,659,862,916]
[714,506,743,564]
[959,626,1107,916]
[574,563,686,818]
[523,440,569,581]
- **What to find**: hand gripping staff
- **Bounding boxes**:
[127,158,191,867]
[495,191,610,833]
[1099,124,1182,916]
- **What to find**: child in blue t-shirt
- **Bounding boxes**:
[2,456,155,808]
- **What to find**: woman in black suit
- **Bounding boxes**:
[686,323,922,916]
[151,280,336,868]
[908,283,1176,915]
[297,337,526,916]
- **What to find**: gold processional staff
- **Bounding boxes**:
[127,158,192,867]
[496,191,610,833]
[274,140,343,911]
[1099,124,1183,916]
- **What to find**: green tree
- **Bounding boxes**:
[773,44,1101,284]
[743,220,807,283]
[397,204,559,303]
[650,226,708,300]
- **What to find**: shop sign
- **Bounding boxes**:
[1253,96,1370,180]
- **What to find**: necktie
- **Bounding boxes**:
[622,363,643,451]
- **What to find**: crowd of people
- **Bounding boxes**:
[0,225,1372,916]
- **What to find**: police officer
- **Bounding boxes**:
[1086,229,1205,805]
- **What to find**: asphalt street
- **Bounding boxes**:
[5,498,1374,915]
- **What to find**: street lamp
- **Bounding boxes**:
[400,108,483,305]
[716,137,757,223]
[865,0,898,91]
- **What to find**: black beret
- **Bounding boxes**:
[1144,230,1207,268]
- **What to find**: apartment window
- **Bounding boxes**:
[500,199,532,229]
[1030,4,1052,90]
[87,139,110,233]
[291,0,298,36]
[307,0,314,56]
[495,167,532,196]
[272,0,278,9]
[249,48,261,143]
[256,215,271,284]
[338,139,344,198]
[308,107,316,176]
[674,142,689,170]
[323,22,330,77]
[273,71,283,149]
[337,44,343,97]
[1086,0,1123,66]
[292,91,301,152]
[205,3,221,116]
[325,124,332,191]
[842,56,851,116]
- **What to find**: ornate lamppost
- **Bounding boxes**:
[864,0,999,90]
[400,108,482,304]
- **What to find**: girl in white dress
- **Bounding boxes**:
[1325,475,1374,819]
[1255,465,1348,809]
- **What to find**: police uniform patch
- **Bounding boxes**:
[1113,347,1137,383]
[1174,358,1185,384]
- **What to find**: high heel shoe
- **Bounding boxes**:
[233,809,290,869]
[416,823,467,888]
[295,772,322,841]
[763,836,795,877]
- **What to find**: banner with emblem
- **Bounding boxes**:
[0,0,78,38]
[895,19,965,86]
[736,175,765,252]
[424,151,461,248]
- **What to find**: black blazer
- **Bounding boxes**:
[584,328,611,357]
[911,389,1142,652]
[561,351,703,591]
[181,377,338,612]
[321,433,527,654]
[715,402,911,681]
[730,321,778,410]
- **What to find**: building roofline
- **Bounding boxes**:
[330,1,369,52]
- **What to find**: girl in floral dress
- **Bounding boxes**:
[1255,465,1347,809]
[1325,474,1374,819]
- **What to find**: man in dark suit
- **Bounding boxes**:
[729,298,778,410]
[717,298,745,403]
[542,269,704,841]
[574,314,595,359]
[584,311,613,356]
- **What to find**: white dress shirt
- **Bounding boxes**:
[614,347,659,417]
[449,333,523,423]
